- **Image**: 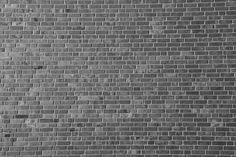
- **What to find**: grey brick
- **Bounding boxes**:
[0,0,235,156]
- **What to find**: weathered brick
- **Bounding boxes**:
[0,0,235,156]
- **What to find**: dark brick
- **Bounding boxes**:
[15,115,28,119]
[40,119,53,123]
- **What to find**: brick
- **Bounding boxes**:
[0,0,235,156]
[15,114,29,119]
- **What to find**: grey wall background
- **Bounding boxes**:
[0,0,236,156]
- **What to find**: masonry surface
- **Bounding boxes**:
[0,0,236,156]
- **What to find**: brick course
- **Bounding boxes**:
[0,0,236,156]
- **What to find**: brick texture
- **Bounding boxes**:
[0,0,236,156]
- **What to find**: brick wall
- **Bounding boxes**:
[0,0,236,156]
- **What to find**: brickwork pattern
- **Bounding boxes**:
[0,0,236,156]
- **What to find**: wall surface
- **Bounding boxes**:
[0,0,236,156]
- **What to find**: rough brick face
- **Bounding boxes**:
[0,0,236,156]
